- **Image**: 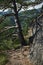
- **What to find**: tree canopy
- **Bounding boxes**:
[0,0,43,9]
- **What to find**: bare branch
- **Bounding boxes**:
[37,13,43,20]
[18,4,22,12]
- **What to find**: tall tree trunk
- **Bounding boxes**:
[13,0,27,46]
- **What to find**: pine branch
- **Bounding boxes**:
[0,26,18,34]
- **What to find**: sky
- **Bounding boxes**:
[19,2,43,12]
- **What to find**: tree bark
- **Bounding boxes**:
[13,0,27,46]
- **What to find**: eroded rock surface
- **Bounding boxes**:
[29,16,43,65]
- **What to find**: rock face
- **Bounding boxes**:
[30,43,43,65]
[29,15,43,65]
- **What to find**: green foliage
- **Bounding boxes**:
[0,2,42,49]
[0,53,8,65]
[0,37,21,50]
[0,0,12,4]
[16,0,23,4]
[13,38,21,48]
[0,40,13,50]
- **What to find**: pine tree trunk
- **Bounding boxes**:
[13,0,27,46]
